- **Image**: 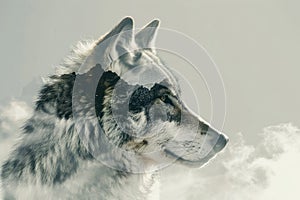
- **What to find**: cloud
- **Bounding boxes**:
[160,123,300,200]
[0,100,32,161]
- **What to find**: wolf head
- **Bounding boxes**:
[71,17,228,171]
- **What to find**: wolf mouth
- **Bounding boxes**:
[163,148,217,168]
[163,134,228,167]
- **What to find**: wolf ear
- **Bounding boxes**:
[135,19,160,49]
[79,17,134,75]
[100,17,134,61]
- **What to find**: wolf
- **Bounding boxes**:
[1,17,228,199]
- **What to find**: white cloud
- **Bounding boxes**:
[0,100,32,161]
[161,123,300,200]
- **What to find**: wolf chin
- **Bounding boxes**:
[1,17,228,199]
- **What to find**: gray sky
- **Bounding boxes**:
[1,0,299,143]
[0,0,300,199]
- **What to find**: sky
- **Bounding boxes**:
[0,0,300,199]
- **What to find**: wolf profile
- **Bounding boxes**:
[1,17,228,199]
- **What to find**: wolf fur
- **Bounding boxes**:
[1,17,228,200]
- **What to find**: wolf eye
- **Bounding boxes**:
[133,52,142,61]
[160,94,168,102]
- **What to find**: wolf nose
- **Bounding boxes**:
[213,134,228,152]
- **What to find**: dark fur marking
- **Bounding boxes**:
[129,83,181,123]
[35,73,76,119]
[94,69,134,146]
[129,86,152,113]
[199,122,209,135]
[23,124,34,134]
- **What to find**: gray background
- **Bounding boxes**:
[0,1,299,199]
[1,0,299,144]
